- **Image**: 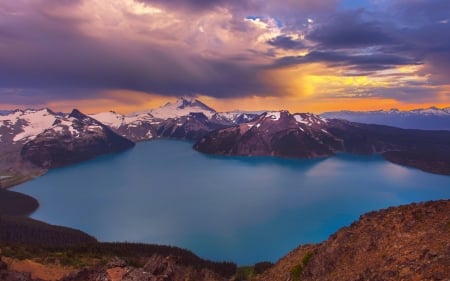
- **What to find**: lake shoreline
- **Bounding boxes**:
[11,140,450,265]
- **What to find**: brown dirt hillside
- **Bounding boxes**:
[257,200,450,281]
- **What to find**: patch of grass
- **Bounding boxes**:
[291,264,303,281]
[291,251,314,281]
[0,244,101,267]
[301,251,313,266]
[234,266,254,281]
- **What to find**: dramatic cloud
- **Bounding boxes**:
[274,51,419,71]
[0,0,449,112]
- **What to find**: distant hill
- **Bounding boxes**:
[321,107,450,130]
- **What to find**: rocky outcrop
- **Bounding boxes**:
[21,109,135,169]
[257,200,450,281]
[62,255,228,281]
[194,111,450,175]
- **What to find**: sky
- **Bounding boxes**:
[0,0,449,113]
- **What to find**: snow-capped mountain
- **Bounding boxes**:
[194,110,450,175]
[1,101,450,188]
[195,111,342,158]
[88,98,260,141]
[0,108,58,145]
[89,111,161,141]
[321,107,450,130]
[21,109,135,168]
[0,97,260,151]
[149,97,216,119]
[210,112,259,125]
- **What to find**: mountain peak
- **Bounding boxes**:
[175,97,215,112]
[150,97,216,119]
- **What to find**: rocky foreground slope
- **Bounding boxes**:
[257,200,450,281]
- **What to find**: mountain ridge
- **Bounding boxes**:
[194,110,450,175]
[321,106,450,130]
[1,98,450,190]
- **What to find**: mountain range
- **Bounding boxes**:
[194,110,450,175]
[321,107,450,130]
[1,99,450,281]
[1,98,450,189]
[0,98,259,187]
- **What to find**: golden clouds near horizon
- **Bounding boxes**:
[0,91,448,115]
[264,62,402,99]
[45,90,170,114]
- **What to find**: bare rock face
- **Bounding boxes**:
[21,109,135,169]
[257,200,450,281]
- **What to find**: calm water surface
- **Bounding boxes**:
[15,140,450,264]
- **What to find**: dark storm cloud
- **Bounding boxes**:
[308,10,396,48]
[0,1,272,101]
[0,37,268,98]
[389,19,450,85]
[267,35,305,50]
[270,1,450,90]
[0,0,344,105]
[273,51,419,71]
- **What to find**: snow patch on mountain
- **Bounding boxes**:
[294,113,328,126]
[0,109,58,142]
[149,97,216,119]
[89,111,125,129]
[265,111,282,121]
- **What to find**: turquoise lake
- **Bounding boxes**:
[15,140,450,265]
